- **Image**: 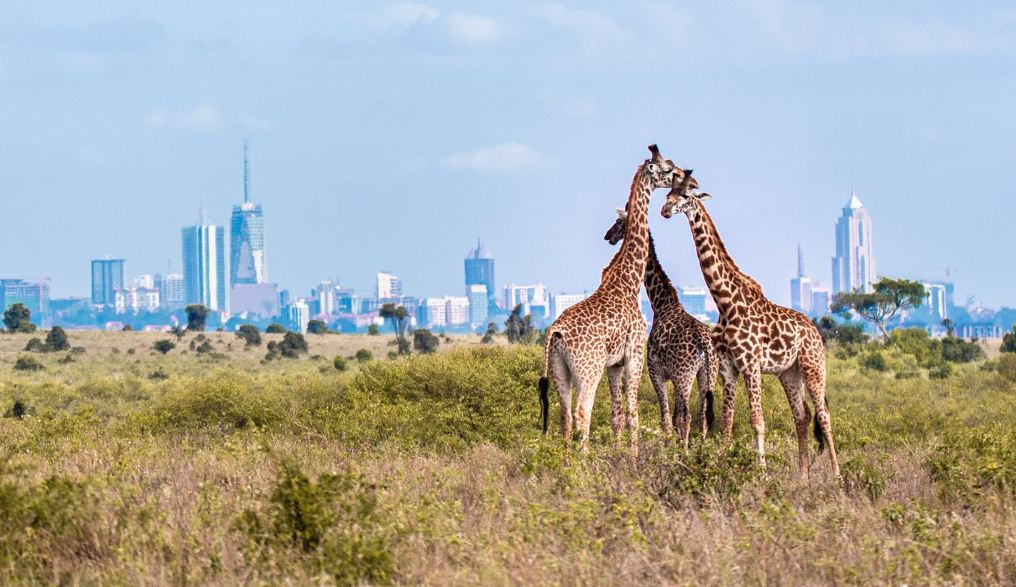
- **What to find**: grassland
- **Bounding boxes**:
[1,329,1014,585]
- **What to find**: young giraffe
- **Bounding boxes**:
[602,207,717,448]
[661,178,840,478]
[538,145,682,457]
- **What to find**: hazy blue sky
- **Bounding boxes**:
[2,1,1014,307]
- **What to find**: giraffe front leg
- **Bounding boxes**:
[607,364,625,443]
[719,355,738,440]
[743,364,766,468]
[624,344,646,461]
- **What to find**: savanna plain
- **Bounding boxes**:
[1,329,1015,585]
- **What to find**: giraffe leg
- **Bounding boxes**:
[607,364,625,442]
[801,356,840,477]
[549,350,573,447]
[573,373,602,452]
[778,363,812,480]
[624,343,646,460]
[647,356,672,438]
[718,353,738,440]
[672,373,695,450]
[696,360,717,440]
[743,364,766,468]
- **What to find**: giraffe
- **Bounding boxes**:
[538,145,683,458]
[602,207,717,448]
[661,177,840,478]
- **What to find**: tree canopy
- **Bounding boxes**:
[831,278,926,341]
[185,304,209,331]
[379,304,411,355]
[4,303,36,333]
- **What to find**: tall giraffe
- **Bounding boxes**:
[539,145,682,457]
[602,207,717,448]
[661,179,839,478]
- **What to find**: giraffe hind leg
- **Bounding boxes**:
[548,345,573,446]
[647,357,672,438]
[801,358,840,477]
[696,361,716,439]
[777,363,812,479]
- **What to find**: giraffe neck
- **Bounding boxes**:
[686,201,762,318]
[601,167,653,296]
[643,230,681,313]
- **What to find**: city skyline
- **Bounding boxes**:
[2,3,1014,308]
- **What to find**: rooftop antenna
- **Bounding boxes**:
[243,139,250,204]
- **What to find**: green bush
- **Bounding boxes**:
[136,376,292,432]
[266,332,309,360]
[237,460,395,584]
[841,457,888,501]
[861,351,889,372]
[333,356,347,371]
[413,329,440,354]
[266,323,286,334]
[996,354,1016,384]
[355,349,372,363]
[14,356,44,371]
[24,337,45,352]
[929,363,954,379]
[643,441,763,504]
[153,339,176,354]
[941,336,984,363]
[236,324,262,347]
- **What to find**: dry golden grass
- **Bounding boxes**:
[0,331,1014,585]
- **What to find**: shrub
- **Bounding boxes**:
[413,329,440,354]
[45,326,71,351]
[237,460,395,584]
[890,329,941,368]
[367,324,379,336]
[153,339,176,354]
[140,376,291,431]
[996,354,1016,384]
[236,324,262,348]
[333,356,347,371]
[355,348,372,363]
[643,441,763,504]
[195,340,214,354]
[3,303,36,333]
[266,323,286,334]
[929,363,954,379]
[266,332,309,360]
[307,320,329,334]
[941,336,984,363]
[24,337,45,352]
[122,324,133,332]
[841,457,888,501]
[149,368,170,381]
[14,356,44,371]
[861,351,889,372]
[1001,325,1016,353]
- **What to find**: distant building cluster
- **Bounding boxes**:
[4,154,1012,340]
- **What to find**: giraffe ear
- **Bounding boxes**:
[615,208,627,219]
[697,192,713,201]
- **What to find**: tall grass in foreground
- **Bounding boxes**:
[0,345,1014,584]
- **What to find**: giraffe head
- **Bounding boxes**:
[603,207,627,245]
[661,170,710,219]
[644,144,684,189]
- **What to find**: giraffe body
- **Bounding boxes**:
[539,146,681,458]
[662,185,840,478]
[603,211,717,447]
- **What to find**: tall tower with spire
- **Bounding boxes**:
[230,140,267,285]
[790,244,813,313]
[464,237,496,314]
[831,191,876,294]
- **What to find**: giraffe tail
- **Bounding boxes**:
[813,397,829,452]
[539,376,550,435]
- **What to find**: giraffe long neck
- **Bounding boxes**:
[601,167,653,295]
[686,201,761,317]
[643,231,681,313]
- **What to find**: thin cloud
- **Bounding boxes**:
[444,142,541,171]
[146,104,221,130]
[532,5,625,40]
[386,2,441,27]
[447,13,501,44]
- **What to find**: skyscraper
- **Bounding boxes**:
[155,273,185,308]
[182,222,228,311]
[1,279,50,325]
[790,244,813,313]
[464,238,496,312]
[832,192,876,294]
[376,272,403,301]
[91,258,126,306]
[230,142,267,285]
[468,284,488,326]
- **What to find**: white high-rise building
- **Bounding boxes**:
[420,298,448,327]
[811,285,832,316]
[376,272,403,301]
[551,293,585,320]
[924,283,948,323]
[445,296,469,326]
[468,284,488,326]
[676,286,709,319]
[134,274,155,290]
[831,192,876,294]
[156,273,185,308]
[287,301,310,333]
[504,283,548,311]
[182,223,229,312]
[315,280,335,315]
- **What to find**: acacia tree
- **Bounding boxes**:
[505,304,536,344]
[379,303,410,355]
[831,277,926,342]
[4,303,36,333]
[185,304,209,331]
[1001,326,1016,354]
